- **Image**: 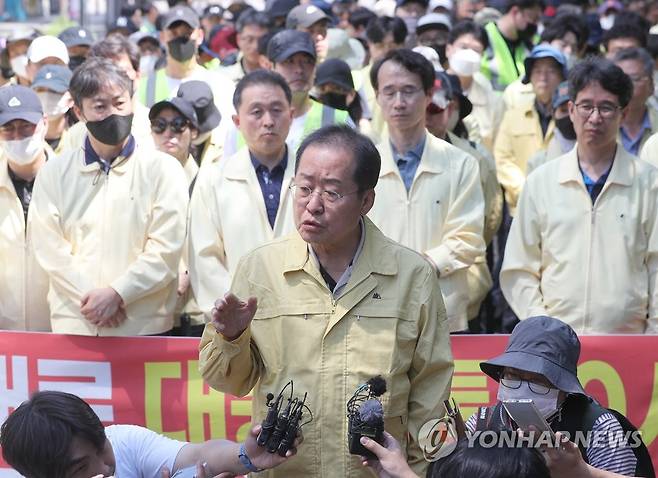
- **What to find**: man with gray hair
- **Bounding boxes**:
[30,57,189,336]
[613,47,658,157]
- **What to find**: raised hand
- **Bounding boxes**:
[211,292,258,341]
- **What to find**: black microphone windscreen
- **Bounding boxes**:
[359,399,384,425]
[267,393,274,402]
[367,376,387,397]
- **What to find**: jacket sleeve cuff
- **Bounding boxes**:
[110,276,139,306]
[425,246,457,277]
[212,325,251,359]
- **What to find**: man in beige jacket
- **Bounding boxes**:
[199,125,453,478]
[30,58,188,336]
[501,57,658,333]
[188,70,297,322]
[367,48,486,332]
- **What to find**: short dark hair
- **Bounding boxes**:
[448,20,489,50]
[613,47,654,80]
[568,56,633,108]
[89,33,141,72]
[257,30,278,56]
[1,391,106,478]
[429,438,551,478]
[70,57,135,107]
[503,0,544,14]
[233,69,292,109]
[370,48,435,94]
[602,20,647,50]
[365,16,407,45]
[236,9,270,33]
[540,13,589,52]
[349,7,377,31]
[647,34,658,60]
[295,125,381,192]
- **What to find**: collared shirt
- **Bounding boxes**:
[8,166,35,222]
[391,136,426,192]
[620,109,652,156]
[250,147,288,228]
[309,217,366,297]
[84,135,136,173]
[579,161,613,204]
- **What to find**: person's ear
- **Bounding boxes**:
[73,104,84,123]
[190,127,198,140]
[232,113,240,128]
[360,189,375,216]
[346,90,357,104]
[193,28,204,47]
[567,99,576,124]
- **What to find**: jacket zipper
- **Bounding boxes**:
[97,171,110,336]
[22,200,28,330]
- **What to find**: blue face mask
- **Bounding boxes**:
[497,380,560,418]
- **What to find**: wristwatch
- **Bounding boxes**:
[239,443,263,473]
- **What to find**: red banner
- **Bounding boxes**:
[0,332,656,476]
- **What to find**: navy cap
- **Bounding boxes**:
[149,96,199,129]
[315,58,354,91]
[0,85,44,126]
[58,26,95,48]
[396,0,429,8]
[31,65,73,93]
[176,81,221,134]
[522,44,567,84]
[109,16,139,34]
[163,5,201,30]
[552,81,570,109]
[266,0,300,19]
[286,4,329,29]
[203,4,224,18]
[267,30,317,63]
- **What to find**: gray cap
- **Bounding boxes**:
[267,29,317,63]
[0,85,43,126]
[416,12,452,32]
[31,65,73,93]
[58,26,95,48]
[163,5,201,30]
[286,4,329,29]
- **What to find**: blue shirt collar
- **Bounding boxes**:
[84,135,136,173]
[250,146,288,173]
[390,135,426,164]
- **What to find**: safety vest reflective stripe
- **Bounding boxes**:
[138,69,170,107]
[481,22,527,91]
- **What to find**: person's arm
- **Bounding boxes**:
[170,425,300,476]
[187,170,232,320]
[499,179,548,319]
[475,145,503,245]
[109,156,189,306]
[494,111,526,211]
[646,171,658,333]
[406,267,454,475]
[424,154,486,277]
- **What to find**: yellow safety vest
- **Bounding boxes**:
[481,22,528,91]
[137,68,170,107]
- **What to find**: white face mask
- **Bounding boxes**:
[497,380,560,418]
[2,135,44,166]
[36,91,70,118]
[10,54,28,78]
[600,15,615,30]
[139,55,158,75]
[448,48,482,78]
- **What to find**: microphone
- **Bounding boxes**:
[347,376,387,458]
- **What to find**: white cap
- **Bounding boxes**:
[27,36,70,65]
[417,12,452,31]
[412,45,443,71]
[429,0,453,12]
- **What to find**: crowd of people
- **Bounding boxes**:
[1,0,658,476]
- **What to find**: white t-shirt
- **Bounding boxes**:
[106,424,187,478]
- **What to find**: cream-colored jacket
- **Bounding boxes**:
[0,154,50,331]
[30,140,189,335]
[199,218,453,478]
[501,145,658,333]
[369,133,486,331]
[187,147,296,319]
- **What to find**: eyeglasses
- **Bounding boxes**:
[380,86,423,102]
[574,102,621,119]
[500,375,554,395]
[289,184,360,203]
[150,116,190,134]
[426,103,445,115]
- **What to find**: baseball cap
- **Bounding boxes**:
[326,28,366,70]
[315,58,354,91]
[129,31,161,48]
[286,4,329,29]
[58,26,95,48]
[433,71,472,118]
[552,81,570,110]
[176,81,221,134]
[266,0,300,19]
[27,36,70,65]
[597,0,623,15]
[428,0,453,12]
[6,26,40,44]
[163,6,201,30]
[30,65,73,93]
[0,85,44,126]
[416,12,452,33]
[267,30,317,63]
[396,0,429,8]
[522,44,567,84]
[202,4,224,18]
[108,16,139,35]
[149,96,199,129]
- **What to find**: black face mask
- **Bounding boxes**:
[167,36,196,63]
[69,55,86,71]
[432,43,448,66]
[555,115,577,140]
[318,92,349,110]
[86,114,134,145]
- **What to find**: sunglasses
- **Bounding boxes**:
[150,116,190,134]
[426,103,445,115]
